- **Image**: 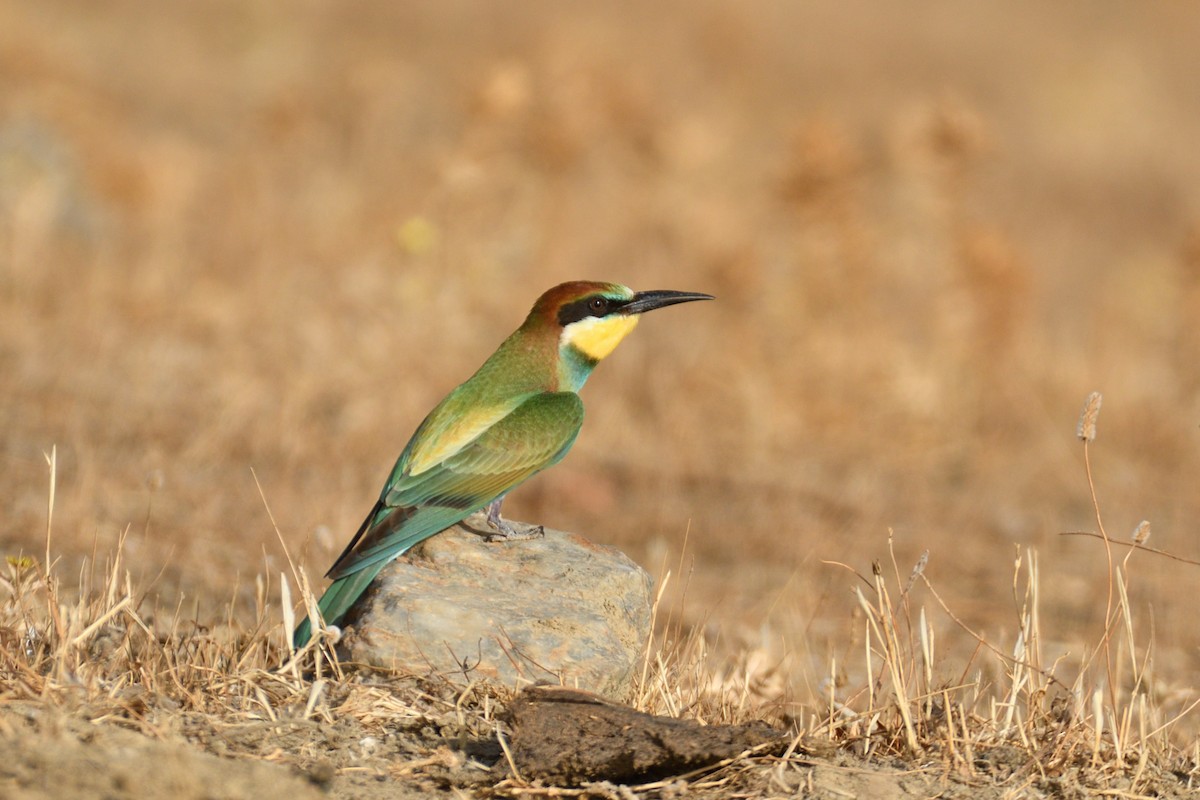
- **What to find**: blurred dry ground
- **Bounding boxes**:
[3,0,1200,730]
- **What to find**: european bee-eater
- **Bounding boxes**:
[293,281,712,648]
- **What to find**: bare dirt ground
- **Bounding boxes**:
[3,1,1200,797]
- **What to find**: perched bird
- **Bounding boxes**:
[294,281,712,647]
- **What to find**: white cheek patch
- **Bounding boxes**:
[561,314,640,360]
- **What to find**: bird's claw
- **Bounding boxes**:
[484,520,545,543]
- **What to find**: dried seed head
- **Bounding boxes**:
[1131,520,1151,545]
[1076,392,1102,442]
[905,550,930,594]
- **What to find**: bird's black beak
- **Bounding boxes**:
[621,290,714,315]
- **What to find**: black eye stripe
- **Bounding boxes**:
[557,295,623,326]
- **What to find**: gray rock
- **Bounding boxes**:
[342,514,653,700]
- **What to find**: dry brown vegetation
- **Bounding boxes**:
[4,1,1200,797]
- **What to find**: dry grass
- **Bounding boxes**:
[629,398,1200,796]
[3,412,1198,797]
[4,0,1200,796]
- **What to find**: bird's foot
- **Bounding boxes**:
[475,496,544,542]
[483,517,545,543]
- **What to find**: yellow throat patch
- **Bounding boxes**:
[562,314,640,361]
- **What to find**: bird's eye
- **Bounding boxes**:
[588,297,609,314]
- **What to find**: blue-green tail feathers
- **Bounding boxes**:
[292,562,385,648]
[291,501,490,649]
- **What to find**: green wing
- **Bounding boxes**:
[335,390,583,577]
[294,391,584,647]
[383,391,584,511]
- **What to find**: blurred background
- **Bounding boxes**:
[3,1,1200,704]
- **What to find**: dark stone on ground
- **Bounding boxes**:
[503,685,788,785]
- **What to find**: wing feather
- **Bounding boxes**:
[326,392,583,579]
[403,394,527,476]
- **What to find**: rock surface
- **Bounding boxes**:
[343,515,653,700]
